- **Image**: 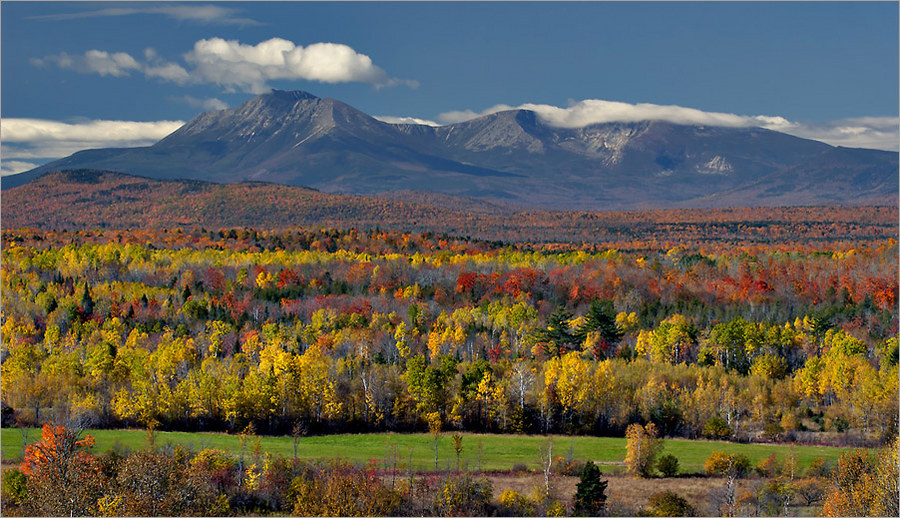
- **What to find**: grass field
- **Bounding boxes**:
[0,427,854,474]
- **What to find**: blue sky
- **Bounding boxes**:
[2,1,898,175]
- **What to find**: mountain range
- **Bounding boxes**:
[6,90,897,210]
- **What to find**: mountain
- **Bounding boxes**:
[6,90,897,209]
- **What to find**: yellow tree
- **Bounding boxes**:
[822,438,898,516]
[624,422,663,477]
[543,351,593,428]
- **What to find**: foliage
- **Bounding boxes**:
[704,451,752,478]
[821,438,899,517]
[290,461,404,517]
[624,422,664,477]
[656,453,680,477]
[1,468,28,507]
[1,223,897,444]
[498,489,535,516]
[645,490,695,517]
[431,473,493,516]
[701,416,733,440]
[573,461,608,515]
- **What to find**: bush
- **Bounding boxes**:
[702,416,733,440]
[498,489,535,516]
[657,454,680,477]
[763,421,784,441]
[432,474,493,517]
[704,451,751,478]
[291,462,404,517]
[755,452,781,477]
[1,468,28,507]
[806,457,834,478]
[645,490,695,516]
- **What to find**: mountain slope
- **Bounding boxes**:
[8,90,898,209]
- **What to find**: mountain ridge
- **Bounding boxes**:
[6,90,897,209]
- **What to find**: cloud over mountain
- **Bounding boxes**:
[437,100,899,151]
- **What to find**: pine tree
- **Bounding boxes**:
[574,461,608,516]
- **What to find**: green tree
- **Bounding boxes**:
[574,461,608,515]
[536,308,577,357]
[576,299,623,359]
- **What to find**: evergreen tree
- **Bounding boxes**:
[574,461,608,516]
[537,308,577,357]
[576,299,623,359]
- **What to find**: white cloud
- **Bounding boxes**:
[373,115,441,127]
[144,63,191,83]
[776,117,900,151]
[34,50,141,77]
[184,38,415,93]
[28,4,262,26]
[172,96,229,111]
[1,118,185,159]
[436,99,898,151]
[1,161,40,176]
[33,38,416,93]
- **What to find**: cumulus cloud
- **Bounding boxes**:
[436,99,898,151]
[0,118,185,160]
[33,38,415,93]
[184,38,416,93]
[28,4,262,26]
[373,115,441,127]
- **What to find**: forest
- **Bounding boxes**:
[1,215,897,516]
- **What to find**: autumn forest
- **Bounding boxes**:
[1,206,898,516]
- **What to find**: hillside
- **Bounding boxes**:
[3,170,896,246]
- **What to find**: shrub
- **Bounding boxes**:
[657,454,680,477]
[432,474,493,517]
[755,452,781,477]
[702,416,733,440]
[792,477,826,506]
[806,457,834,478]
[704,451,751,478]
[113,449,219,516]
[498,489,534,516]
[763,421,784,441]
[291,462,403,516]
[646,490,695,516]
[1,468,28,507]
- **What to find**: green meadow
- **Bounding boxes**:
[1,428,854,474]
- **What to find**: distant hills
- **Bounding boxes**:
[6,90,897,210]
[3,170,897,246]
